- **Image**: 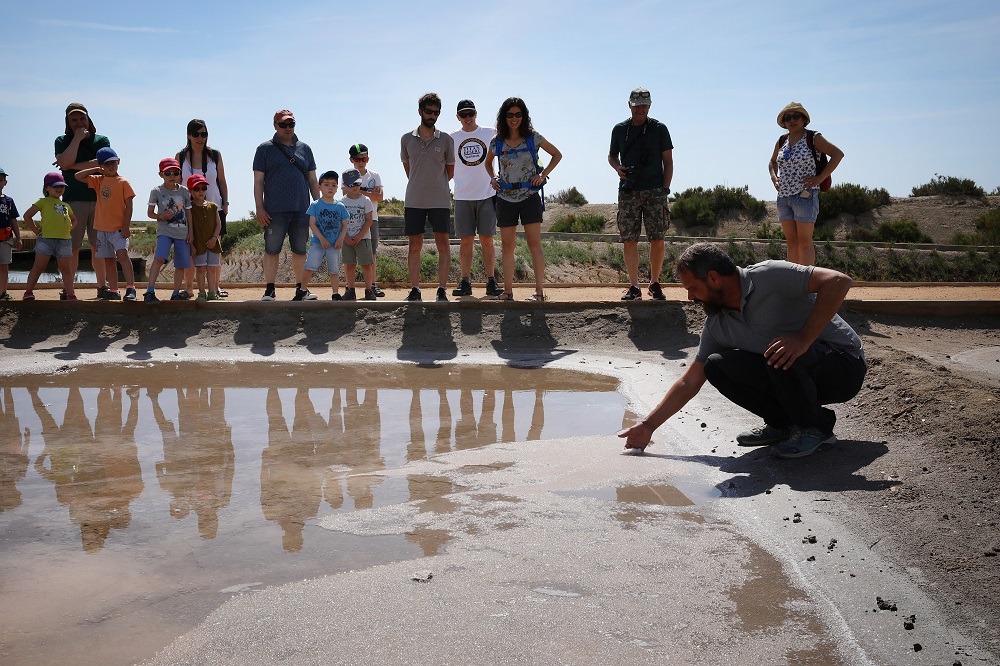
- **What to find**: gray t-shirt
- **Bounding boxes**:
[695,260,864,363]
[147,185,191,240]
[252,134,317,214]
[400,129,455,209]
[495,131,545,203]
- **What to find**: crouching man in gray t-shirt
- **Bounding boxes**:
[618,242,867,459]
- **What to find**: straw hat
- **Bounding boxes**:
[777,102,811,129]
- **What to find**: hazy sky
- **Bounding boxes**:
[2,1,998,216]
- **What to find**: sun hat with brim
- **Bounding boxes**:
[777,102,810,129]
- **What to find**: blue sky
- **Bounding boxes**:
[2,1,998,216]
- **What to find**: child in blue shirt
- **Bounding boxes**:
[302,170,349,300]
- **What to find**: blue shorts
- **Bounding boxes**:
[35,237,73,259]
[305,242,342,273]
[777,192,820,223]
[264,212,309,255]
[155,235,192,269]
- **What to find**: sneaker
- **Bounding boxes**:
[97,285,110,299]
[485,277,503,297]
[621,285,642,301]
[406,286,422,302]
[292,287,308,302]
[207,291,220,301]
[59,289,67,301]
[331,293,342,301]
[772,427,837,459]
[371,284,385,298]
[0,292,11,301]
[436,287,448,302]
[342,287,357,301]
[144,291,160,304]
[452,279,472,297]
[261,289,276,301]
[105,290,122,301]
[196,291,209,302]
[304,290,317,301]
[363,288,377,301]
[216,288,229,298]
[736,424,792,447]
[65,293,78,301]
[170,293,187,301]
[124,287,137,302]
[177,290,192,300]
[648,282,666,301]
[22,291,35,301]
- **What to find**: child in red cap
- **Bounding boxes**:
[186,174,223,300]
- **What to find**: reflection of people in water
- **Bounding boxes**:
[498,389,545,443]
[0,388,30,512]
[153,387,234,539]
[407,389,427,463]
[32,386,143,553]
[329,388,385,511]
[453,389,500,450]
[435,389,452,454]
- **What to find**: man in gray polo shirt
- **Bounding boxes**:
[618,243,867,458]
[400,92,455,302]
[253,109,320,301]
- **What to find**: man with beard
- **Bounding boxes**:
[618,243,866,458]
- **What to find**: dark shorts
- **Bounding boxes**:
[404,208,450,236]
[264,211,309,255]
[617,188,670,242]
[496,193,543,228]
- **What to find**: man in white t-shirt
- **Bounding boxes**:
[450,100,502,297]
[348,143,386,297]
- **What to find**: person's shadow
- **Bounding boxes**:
[626,304,701,360]
[298,309,358,355]
[233,309,301,357]
[663,438,898,498]
[397,305,457,364]
[491,309,576,366]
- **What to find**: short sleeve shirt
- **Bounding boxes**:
[189,202,221,254]
[54,133,111,202]
[87,175,136,232]
[306,199,350,244]
[451,126,496,201]
[0,195,19,232]
[495,131,545,203]
[695,261,864,363]
[252,134,317,214]
[359,170,382,220]
[608,119,673,191]
[33,197,74,239]
[400,129,455,209]
[148,185,192,240]
[339,195,375,239]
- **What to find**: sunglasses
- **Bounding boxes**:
[192,185,209,192]
[190,130,208,138]
[421,108,441,116]
[163,170,181,176]
[782,112,805,122]
[351,155,369,162]
[458,111,476,118]
[631,92,651,102]
[277,121,296,129]
[505,111,523,119]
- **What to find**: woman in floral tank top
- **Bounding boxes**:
[768,102,843,266]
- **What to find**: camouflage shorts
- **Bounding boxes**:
[617,188,670,242]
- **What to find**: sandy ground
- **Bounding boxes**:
[1,293,998,664]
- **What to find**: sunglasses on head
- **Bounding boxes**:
[458,111,476,118]
[782,112,805,122]
[277,121,296,129]
[190,130,208,138]
[163,170,181,176]
[505,111,523,119]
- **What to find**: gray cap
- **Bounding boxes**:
[629,88,652,107]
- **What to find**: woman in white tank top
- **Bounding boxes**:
[178,119,230,296]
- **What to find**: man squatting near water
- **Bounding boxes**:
[618,243,867,459]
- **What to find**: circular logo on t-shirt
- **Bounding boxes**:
[459,138,487,167]
[101,186,112,200]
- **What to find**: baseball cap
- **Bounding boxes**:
[628,87,652,107]
[0,167,7,177]
[186,174,209,190]
[159,158,181,173]
[44,172,68,188]
[348,143,369,158]
[319,170,339,182]
[96,147,120,164]
[343,169,363,187]
[274,109,295,123]
[457,99,476,113]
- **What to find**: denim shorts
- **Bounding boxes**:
[95,230,129,259]
[155,235,192,269]
[776,191,820,223]
[35,236,74,259]
[193,250,221,267]
[264,212,310,255]
[305,242,341,273]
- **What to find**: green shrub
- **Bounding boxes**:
[755,221,784,240]
[972,207,1000,245]
[817,183,891,222]
[375,255,408,284]
[911,174,985,198]
[991,186,1000,196]
[549,213,607,234]
[873,218,933,244]
[546,187,588,206]
[379,197,405,216]
[814,226,836,242]
[671,185,767,228]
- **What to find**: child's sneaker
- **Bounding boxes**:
[59,289,67,301]
[105,290,122,301]
[144,291,160,304]
[97,285,110,299]
[65,293,78,301]
[216,288,229,298]
[177,290,192,300]
[170,292,187,301]
[207,291,220,301]
[0,292,11,301]
[124,287,137,302]
[22,291,35,301]
[342,287,357,301]
[196,291,209,302]
[363,288,377,301]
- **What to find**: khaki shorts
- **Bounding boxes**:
[617,188,670,242]
[67,200,97,250]
[342,238,374,266]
